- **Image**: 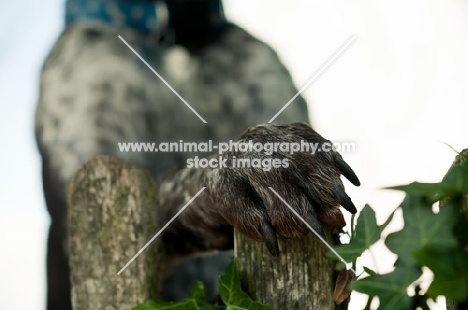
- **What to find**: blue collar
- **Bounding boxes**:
[65,0,225,33]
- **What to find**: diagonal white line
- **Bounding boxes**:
[118,35,207,124]
[117,187,206,275]
[268,36,356,124]
[268,187,356,274]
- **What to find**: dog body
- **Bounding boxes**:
[35,1,309,308]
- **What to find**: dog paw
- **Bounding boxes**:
[208,122,360,256]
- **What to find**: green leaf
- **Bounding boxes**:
[350,267,422,310]
[189,281,207,300]
[445,195,468,247]
[329,205,394,269]
[413,248,468,301]
[132,260,273,310]
[218,259,274,310]
[363,266,377,276]
[441,165,468,194]
[363,296,374,310]
[385,196,457,266]
[387,183,443,201]
[388,165,468,199]
[132,281,214,310]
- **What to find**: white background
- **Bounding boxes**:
[1,0,468,309]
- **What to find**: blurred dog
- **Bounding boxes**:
[35,0,322,309]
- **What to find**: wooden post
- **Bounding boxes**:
[234,230,340,310]
[67,155,160,310]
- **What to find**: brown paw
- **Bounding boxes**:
[208,123,360,256]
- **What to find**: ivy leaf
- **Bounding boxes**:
[218,259,274,310]
[441,165,468,194]
[189,281,208,301]
[132,260,273,310]
[385,195,457,267]
[442,195,468,249]
[388,165,468,199]
[132,281,214,310]
[329,205,393,269]
[413,248,468,301]
[350,267,422,310]
[363,266,377,276]
[388,183,446,200]
[363,296,375,310]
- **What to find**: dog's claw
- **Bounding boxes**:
[334,187,357,214]
[334,157,360,186]
[260,222,279,257]
[305,212,326,239]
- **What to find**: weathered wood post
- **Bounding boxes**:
[234,230,341,310]
[68,155,160,310]
[67,155,344,309]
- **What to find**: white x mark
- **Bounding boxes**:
[269,187,356,274]
[117,187,206,275]
[118,35,207,123]
[268,36,356,123]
